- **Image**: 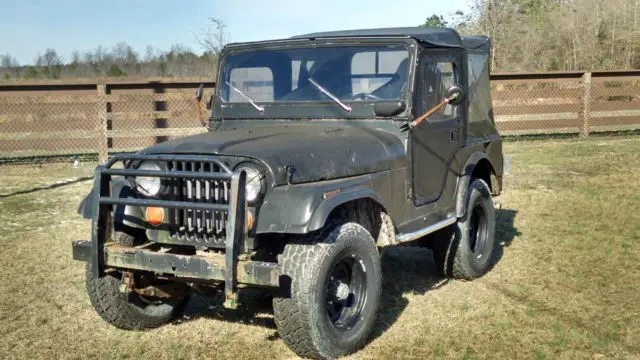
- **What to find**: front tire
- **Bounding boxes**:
[273,222,382,359]
[433,179,496,280]
[85,263,190,330]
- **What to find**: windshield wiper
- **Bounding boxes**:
[225,81,265,113]
[308,78,352,112]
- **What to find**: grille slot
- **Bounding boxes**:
[165,160,230,247]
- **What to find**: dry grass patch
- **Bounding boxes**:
[0,137,639,359]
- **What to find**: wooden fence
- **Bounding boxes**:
[0,78,215,161]
[492,70,640,137]
[0,70,639,162]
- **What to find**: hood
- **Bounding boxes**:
[140,124,406,185]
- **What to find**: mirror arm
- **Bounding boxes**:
[400,93,457,132]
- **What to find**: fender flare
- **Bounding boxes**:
[255,172,392,235]
[306,186,387,232]
[77,177,135,221]
[454,151,488,218]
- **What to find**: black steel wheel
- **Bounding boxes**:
[273,222,382,359]
[325,252,368,330]
[432,178,496,280]
[468,201,491,260]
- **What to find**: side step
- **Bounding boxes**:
[395,217,457,243]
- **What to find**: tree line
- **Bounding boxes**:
[1,2,639,81]
[1,44,217,81]
[436,0,640,72]
[0,18,227,81]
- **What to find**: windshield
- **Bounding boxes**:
[219,45,409,104]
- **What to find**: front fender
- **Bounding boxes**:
[255,172,390,234]
[77,188,94,219]
[77,177,140,225]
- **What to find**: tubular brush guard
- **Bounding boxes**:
[84,154,250,309]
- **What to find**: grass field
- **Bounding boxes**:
[1,137,639,360]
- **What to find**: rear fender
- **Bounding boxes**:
[455,151,489,218]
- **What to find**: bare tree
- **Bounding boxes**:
[112,42,138,65]
[35,48,63,78]
[1,54,18,68]
[457,0,640,72]
[196,17,229,56]
[144,45,156,63]
[71,50,81,64]
[0,54,20,79]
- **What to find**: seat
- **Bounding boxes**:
[371,58,409,99]
[281,56,350,101]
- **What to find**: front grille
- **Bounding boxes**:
[165,160,231,247]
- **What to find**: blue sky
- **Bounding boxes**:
[0,0,470,65]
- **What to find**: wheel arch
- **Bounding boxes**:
[307,186,389,233]
[255,172,395,236]
[455,152,500,218]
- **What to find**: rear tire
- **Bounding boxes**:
[273,222,382,359]
[433,179,496,280]
[85,263,190,330]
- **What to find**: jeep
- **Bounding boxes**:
[73,27,503,359]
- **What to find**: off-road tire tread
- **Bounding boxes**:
[113,231,137,246]
[85,263,189,330]
[273,227,331,359]
[451,179,495,280]
[273,223,381,359]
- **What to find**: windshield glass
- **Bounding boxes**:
[219,45,409,104]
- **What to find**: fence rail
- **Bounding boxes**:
[1,70,639,162]
[491,70,640,137]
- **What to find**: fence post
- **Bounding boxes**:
[97,84,108,163]
[580,72,592,139]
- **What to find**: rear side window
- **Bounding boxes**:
[417,60,458,122]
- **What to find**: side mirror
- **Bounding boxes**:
[195,84,204,102]
[373,100,407,117]
[446,85,465,105]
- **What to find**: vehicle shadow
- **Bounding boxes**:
[177,289,278,330]
[369,245,446,341]
[0,176,92,198]
[174,208,520,343]
[491,208,520,268]
[370,208,520,341]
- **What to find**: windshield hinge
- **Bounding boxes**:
[207,117,222,132]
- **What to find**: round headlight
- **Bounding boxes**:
[135,162,162,197]
[236,164,264,203]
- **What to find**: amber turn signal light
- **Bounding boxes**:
[145,207,164,226]
[246,210,255,230]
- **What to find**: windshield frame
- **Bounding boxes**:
[213,37,418,120]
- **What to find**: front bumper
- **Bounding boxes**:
[72,240,279,287]
[80,153,259,303]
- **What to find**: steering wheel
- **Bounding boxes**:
[351,93,381,101]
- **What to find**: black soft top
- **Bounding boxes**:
[292,27,490,52]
